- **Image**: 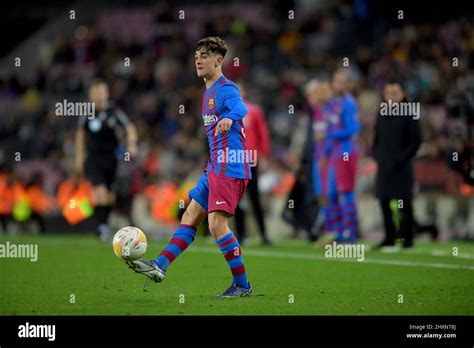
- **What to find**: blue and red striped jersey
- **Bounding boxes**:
[201,75,251,179]
[325,93,360,157]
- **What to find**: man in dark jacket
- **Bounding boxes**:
[373,81,421,249]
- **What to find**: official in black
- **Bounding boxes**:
[373,81,421,249]
[75,80,137,240]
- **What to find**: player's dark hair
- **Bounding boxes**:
[385,79,404,89]
[196,36,228,58]
[384,79,407,101]
[88,78,107,91]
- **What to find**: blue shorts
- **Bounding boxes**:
[188,171,248,215]
[188,172,210,211]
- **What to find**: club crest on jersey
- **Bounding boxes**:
[89,118,102,132]
[208,98,215,109]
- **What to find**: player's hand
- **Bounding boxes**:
[215,118,232,136]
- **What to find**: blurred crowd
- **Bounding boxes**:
[0,0,473,237]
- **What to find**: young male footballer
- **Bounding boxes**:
[128,37,253,298]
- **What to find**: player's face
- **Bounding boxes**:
[383,84,404,103]
[195,50,221,78]
[332,72,348,95]
[306,83,331,107]
[89,84,109,110]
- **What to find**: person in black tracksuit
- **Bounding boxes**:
[373,82,421,248]
[75,80,137,240]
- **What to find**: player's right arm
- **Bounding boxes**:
[214,84,248,136]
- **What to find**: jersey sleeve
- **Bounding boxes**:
[218,84,248,122]
[326,98,360,140]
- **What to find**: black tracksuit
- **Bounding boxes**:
[373,103,422,246]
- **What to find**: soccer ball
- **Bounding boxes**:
[112,226,147,261]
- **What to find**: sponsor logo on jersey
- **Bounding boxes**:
[203,114,218,126]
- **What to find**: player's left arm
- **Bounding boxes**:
[326,99,361,140]
[214,84,248,136]
[117,109,138,157]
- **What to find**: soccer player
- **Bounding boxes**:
[75,80,138,240]
[305,79,351,242]
[323,70,361,243]
[304,80,335,240]
[128,37,253,298]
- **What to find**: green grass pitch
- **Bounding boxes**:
[0,234,473,315]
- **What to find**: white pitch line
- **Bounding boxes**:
[398,248,474,260]
[386,248,474,260]
[431,250,474,260]
[189,246,474,271]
